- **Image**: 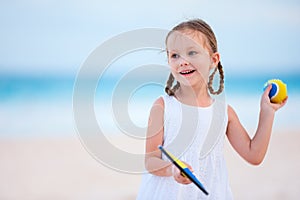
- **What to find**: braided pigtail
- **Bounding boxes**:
[208,62,224,95]
[165,73,180,96]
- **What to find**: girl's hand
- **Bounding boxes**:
[261,84,288,112]
[172,162,193,185]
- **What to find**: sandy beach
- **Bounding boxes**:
[0,130,299,200]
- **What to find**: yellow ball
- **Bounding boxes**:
[265,79,288,103]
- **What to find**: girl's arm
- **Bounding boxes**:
[144,97,173,176]
[226,84,288,165]
[144,97,193,184]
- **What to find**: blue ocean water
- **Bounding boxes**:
[0,72,299,138]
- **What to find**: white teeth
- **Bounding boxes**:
[180,70,194,74]
[182,71,190,74]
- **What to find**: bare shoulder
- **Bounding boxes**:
[227,104,238,122]
[146,96,165,154]
[149,97,165,116]
[153,96,164,107]
[226,104,247,139]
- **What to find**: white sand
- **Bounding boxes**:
[0,130,299,200]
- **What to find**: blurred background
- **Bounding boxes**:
[0,0,299,199]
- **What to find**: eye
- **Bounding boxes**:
[170,53,179,59]
[188,51,198,56]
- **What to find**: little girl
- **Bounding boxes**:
[136,19,287,200]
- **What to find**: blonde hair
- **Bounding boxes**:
[165,19,224,96]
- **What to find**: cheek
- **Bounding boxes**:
[169,67,181,82]
[195,64,208,72]
[170,68,178,79]
[193,58,212,78]
[168,60,179,71]
[193,58,211,71]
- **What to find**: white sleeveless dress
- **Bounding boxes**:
[136,95,233,200]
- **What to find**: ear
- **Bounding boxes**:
[210,52,220,70]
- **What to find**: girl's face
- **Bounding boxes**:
[166,30,219,88]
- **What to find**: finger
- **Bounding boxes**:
[181,177,192,184]
[174,171,190,184]
[171,165,182,176]
[174,173,184,183]
[276,96,288,109]
[176,175,191,185]
[183,162,194,173]
[188,166,194,173]
[173,168,182,181]
[263,84,272,98]
[264,84,272,93]
[282,96,288,105]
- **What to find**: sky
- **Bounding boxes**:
[0,0,300,76]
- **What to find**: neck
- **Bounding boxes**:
[175,84,213,107]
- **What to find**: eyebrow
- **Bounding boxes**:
[167,46,198,53]
[167,49,179,54]
[186,46,198,51]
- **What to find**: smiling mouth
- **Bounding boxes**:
[179,70,196,75]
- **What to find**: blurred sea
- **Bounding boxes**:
[0,72,299,138]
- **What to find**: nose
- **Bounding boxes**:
[179,57,189,67]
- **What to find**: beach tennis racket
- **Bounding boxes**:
[158,145,209,195]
